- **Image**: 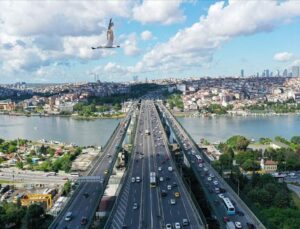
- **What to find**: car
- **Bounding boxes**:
[104,170,108,175]
[172,182,178,188]
[174,192,180,198]
[170,198,176,205]
[218,194,225,199]
[214,187,220,193]
[213,180,219,186]
[166,224,172,229]
[167,185,172,190]
[174,222,181,229]
[133,202,139,210]
[210,173,215,178]
[158,167,162,171]
[159,177,164,182]
[80,216,87,225]
[168,166,173,172]
[246,223,255,229]
[203,167,208,172]
[235,222,242,228]
[237,210,245,216]
[64,212,72,221]
[223,216,229,222]
[207,177,212,181]
[161,190,167,197]
[182,218,189,226]
[131,177,136,183]
[109,159,112,164]
[107,154,111,158]
[83,193,89,198]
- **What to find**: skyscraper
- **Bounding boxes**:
[283,69,288,77]
[292,66,300,77]
[240,69,244,77]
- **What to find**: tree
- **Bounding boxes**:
[62,180,72,196]
[16,161,24,169]
[23,204,45,229]
[291,136,300,145]
[226,135,250,151]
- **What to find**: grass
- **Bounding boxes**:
[291,191,300,209]
[0,180,16,184]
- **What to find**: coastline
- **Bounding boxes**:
[0,112,124,120]
[172,110,300,118]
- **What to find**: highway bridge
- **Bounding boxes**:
[157,102,265,229]
[49,104,137,229]
[105,100,205,229]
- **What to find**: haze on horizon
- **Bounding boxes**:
[1,0,300,83]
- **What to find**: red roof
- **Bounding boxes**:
[264,160,277,165]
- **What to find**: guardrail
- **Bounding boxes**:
[159,103,266,229]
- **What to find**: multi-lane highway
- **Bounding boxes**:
[50,106,135,229]
[108,100,204,229]
[158,102,265,229]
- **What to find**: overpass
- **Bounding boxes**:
[105,100,205,229]
[49,104,137,229]
[157,102,265,229]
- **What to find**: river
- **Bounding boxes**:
[0,115,299,146]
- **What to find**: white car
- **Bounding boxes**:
[170,198,176,205]
[203,167,208,172]
[158,167,162,171]
[174,222,181,229]
[136,177,141,182]
[235,221,242,228]
[213,180,219,185]
[131,177,135,183]
[218,194,225,199]
[167,185,172,190]
[207,177,212,181]
[160,177,164,182]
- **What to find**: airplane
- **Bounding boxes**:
[91,18,120,49]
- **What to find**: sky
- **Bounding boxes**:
[1,0,300,83]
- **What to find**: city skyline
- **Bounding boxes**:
[1,0,300,83]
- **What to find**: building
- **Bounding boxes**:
[292,66,300,77]
[0,100,15,111]
[260,159,278,173]
[240,69,244,77]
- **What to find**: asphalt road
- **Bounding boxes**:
[109,100,204,229]
[158,102,262,229]
[50,107,135,229]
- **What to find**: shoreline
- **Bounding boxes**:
[172,111,300,118]
[0,112,124,120]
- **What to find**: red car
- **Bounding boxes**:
[223,216,229,223]
[80,216,88,225]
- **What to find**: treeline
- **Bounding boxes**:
[246,100,300,113]
[0,202,53,229]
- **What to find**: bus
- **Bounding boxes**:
[70,172,80,177]
[222,197,235,215]
[195,155,203,163]
[150,172,156,188]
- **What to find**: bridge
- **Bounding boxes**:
[49,104,137,229]
[157,101,265,229]
[49,100,266,229]
[105,100,205,229]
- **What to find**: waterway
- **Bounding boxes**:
[0,114,299,146]
[0,115,120,146]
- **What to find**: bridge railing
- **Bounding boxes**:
[159,103,266,229]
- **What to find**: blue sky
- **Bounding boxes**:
[1,0,300,83]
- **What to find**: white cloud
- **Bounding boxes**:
[133,0,185,25]
[292,59,300,66]
[131,0,300,74]
[123,33,140,56]
[0,1,135,73]
[274,52,294,62]
[141,30,153,40]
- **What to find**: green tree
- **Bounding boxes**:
[23,204,45,229]
[291,136,300,145]
[16,161,24,169]
[62,180,72,196]
[226,135,250,151]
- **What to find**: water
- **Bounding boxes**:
[1,114,300,146]
[0,115,120,146]
[178,115,300,143]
